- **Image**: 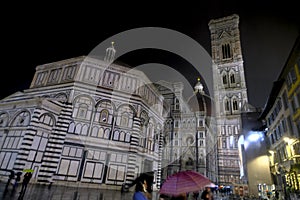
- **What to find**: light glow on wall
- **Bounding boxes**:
[244,131,264,150]
[238,135,245,178]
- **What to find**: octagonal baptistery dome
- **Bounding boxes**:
[0,54,165,190]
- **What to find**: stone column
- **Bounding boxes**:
[156,130,163,189]
[38,102,73,183]
[124,116,141,189]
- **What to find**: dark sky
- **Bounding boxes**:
[1,2,299,109]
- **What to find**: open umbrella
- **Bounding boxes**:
[22,169,34,173]
[159,170,212,196]
[205,182,217,187]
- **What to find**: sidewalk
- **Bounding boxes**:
[0,181,134,200]
[1,181,230,200]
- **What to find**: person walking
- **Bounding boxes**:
[201,187,213,200]
[193,191,200,200]
[12,172,22,192]
[2,170,15,197]
[18,172,32,199]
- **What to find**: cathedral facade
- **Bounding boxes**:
[155,81,212,181]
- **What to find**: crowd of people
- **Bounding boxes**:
[2,170,32,199]
[4,169,216,200]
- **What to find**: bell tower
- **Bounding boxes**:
[208,14,249,186]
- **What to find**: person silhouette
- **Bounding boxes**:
[201,187,213,200]
[12,172,22,193]
[18,172,32,199]
[132,179,150,200]
[2,170,15,197]
[170,193,187,200]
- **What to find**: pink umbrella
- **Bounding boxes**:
[159,170,212,196]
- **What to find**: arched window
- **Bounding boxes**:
[117,105,134,128]
[99,109,109,123]
[230,73,235,84]
[73,96,94,120]
[113,131,119,140]
[91,126,98,137]
[233,99,238,110]
[68,122,76,133]
[75,124,82,134]
[39,114,55,127]
[11,111,31,127]
[175,98,180,110]
[95,100,114,124]
[222,45,226,59]
[222,43,232,59]
[140,111,149,149]
[120,131,125,141]
[120,114,129,127]
[226,44,231,58]
[225,99,230,111]
[125,133,131,142]
[81,125,88,136]
[78,104,88,118]
[222,74,228,85]
[98,128,104,138]
[104,129,110,139]
[148,121,154,138]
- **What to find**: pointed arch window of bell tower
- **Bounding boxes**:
[223,74,228,85]
[230,73,235,84]
[222,43,232,59]
[225,99,230,111]
[233,99,238,110]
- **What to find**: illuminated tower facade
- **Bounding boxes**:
[209,14,249,187]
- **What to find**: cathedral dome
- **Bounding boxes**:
[187,79,214,117]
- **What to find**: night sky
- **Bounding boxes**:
[1,2,299,109]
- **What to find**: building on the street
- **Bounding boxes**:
[239,108,273,198]
[0,44,165,190]
[208,14,250,191]
[259,34,300,199]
